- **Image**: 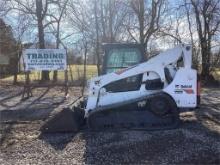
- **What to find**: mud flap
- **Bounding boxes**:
[41,107,85,133]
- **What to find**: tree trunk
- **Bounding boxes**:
[201,54,209,79]
[136,0,145,55]
[139,0,145,46]
[13,57,18,84]
[94,0,101,75]
[199,35,212,80]
[109,0,114,42]
[201,45,211,80]
[82,43,87,95]
[53,71,58,82]
[53,22,60,82]
[36,0,49,81]
[190,0,217,81]
[100,0,106,42]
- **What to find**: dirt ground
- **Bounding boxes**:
[0,83,220,165]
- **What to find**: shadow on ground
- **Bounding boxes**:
[0,87,219,164]
[0,87,66,148]
[0,87,65,122]
[0,98,65,122]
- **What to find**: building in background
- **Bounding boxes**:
[0,18,17,76]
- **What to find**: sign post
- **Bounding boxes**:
[22,49,68,100]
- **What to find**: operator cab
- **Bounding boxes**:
[102,43,145,74]
[101,43,145,92]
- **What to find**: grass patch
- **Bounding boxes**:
[1,65,97,82]
[211,68,220,81]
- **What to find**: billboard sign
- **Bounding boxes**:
[24,49,67,71]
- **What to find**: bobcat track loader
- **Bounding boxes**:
[41,44,200,133]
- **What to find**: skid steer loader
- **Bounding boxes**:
[41,44,200,133]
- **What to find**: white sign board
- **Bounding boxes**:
[24,49,67,71]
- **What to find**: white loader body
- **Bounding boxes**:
[86,44,197,116]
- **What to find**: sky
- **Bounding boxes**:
[2,0,219,53]
[1,0,183,48]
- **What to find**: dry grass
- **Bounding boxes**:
[212,68,220,81]
[1,65,219,83]
[1,65,97,82]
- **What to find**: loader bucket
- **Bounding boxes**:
[41,107,85,133]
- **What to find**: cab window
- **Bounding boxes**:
[106,48,142,74]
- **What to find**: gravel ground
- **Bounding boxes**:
[0,84,220,165]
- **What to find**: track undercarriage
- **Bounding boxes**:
[84,93,180,131]
[41,93,180,133]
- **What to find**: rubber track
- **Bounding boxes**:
[87,93,180,131]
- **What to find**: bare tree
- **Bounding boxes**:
[45,0,69,82]
[0,0,10,16]
[67,0,129,75]
[128,0,167,55]
[190,0,220,79]
[13,14,32,84]
[99,0,128,42]
[81,38,88,95]
[36,0,50,81]
[183,0,200,69]
[94,0,101,75]
[6,0,59,81]
[158,13,183,45]
[95,0,128,74]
